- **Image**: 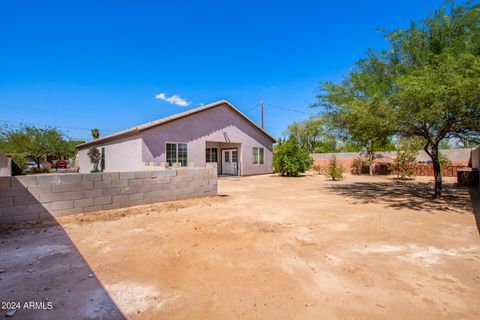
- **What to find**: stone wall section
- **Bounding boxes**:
[0,164,217,224]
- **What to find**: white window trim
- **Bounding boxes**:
[252,147,264,165]
[166,142,188,167]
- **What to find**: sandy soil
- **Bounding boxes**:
[1,174,479,319]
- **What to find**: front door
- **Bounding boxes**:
[222,149,238,175]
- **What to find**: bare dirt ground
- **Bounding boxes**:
[1,174,479,319]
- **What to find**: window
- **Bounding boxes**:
[178,143,187,167]
[232,150,238,163]
[206,148,218,163]
[253,147,264,165]
[166,143,188,167]
[224,150,230,162]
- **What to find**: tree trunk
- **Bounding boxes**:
[430,144,442,199]
[35,158,41,169]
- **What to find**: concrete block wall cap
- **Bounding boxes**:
[12,175,38,187]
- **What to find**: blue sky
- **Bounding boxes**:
[0,0,445,141]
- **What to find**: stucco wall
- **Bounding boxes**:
[0,153,11,177]
[141,103,274,175]
[78,136,143,173]
[0,165,217,225]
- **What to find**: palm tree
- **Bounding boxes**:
[90,128,100,140]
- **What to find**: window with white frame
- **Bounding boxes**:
[166,143,188,167]
[252,147,264,165]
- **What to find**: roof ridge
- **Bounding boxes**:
[77,100,275,149]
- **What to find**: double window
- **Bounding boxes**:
[206,148,218,163]
[252,147,264,165]
[166,143,188,167]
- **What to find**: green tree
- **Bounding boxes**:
[316,2,480,198]
[91,128,100,140]
[0,125,64,168]
[395,137,422,179]
[273,137,313,176]
[315,51,397,175]
[285,119,332,153]
[386,2,480,197]
[325,155,345,181]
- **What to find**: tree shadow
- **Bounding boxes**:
[0,177,125,319]
[326,180,473,214]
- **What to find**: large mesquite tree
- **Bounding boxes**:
[316,2,480,198]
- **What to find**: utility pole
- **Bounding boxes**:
[260,99,264,129]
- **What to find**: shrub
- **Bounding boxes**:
[325,155,345,181]
[394,138,420,179]
[351,157,367,175]
[273,137,313,177]
[87,147,101,172]
[312,164,323,174]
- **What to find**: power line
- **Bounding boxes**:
[267,103,317,116]
[0,119,117,133]
[243,103,259,115]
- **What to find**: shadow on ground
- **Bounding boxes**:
[326,180,474,214]
[0,222,125,319]
[0,177,125,320]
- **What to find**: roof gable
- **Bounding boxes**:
[77,100,276,149]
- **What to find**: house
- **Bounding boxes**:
[76,100,276,176]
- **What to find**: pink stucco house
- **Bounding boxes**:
[76,100,276,176]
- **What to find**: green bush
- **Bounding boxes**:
[325,155,345,181]
[88,147,101,172]
[394,137,421,179]
[273,137,313,177]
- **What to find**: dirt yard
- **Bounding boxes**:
[1,174,479,319]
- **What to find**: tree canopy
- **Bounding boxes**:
[315,1,480,197]
[0,125,83,171]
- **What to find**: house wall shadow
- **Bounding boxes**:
[0,179,125,319]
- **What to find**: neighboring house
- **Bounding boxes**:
[77,100,276,175]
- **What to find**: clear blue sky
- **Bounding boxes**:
[0,0,444,141]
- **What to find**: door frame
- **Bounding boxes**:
[220,147,239,176]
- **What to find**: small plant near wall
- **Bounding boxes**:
[273,137,313,177]
[325,155,345,181]
[312,164,323,175]
[87,147,101,173]
[394,137,421,180]
[351,157,367,175]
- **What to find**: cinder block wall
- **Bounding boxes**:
[0,164,217,224]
